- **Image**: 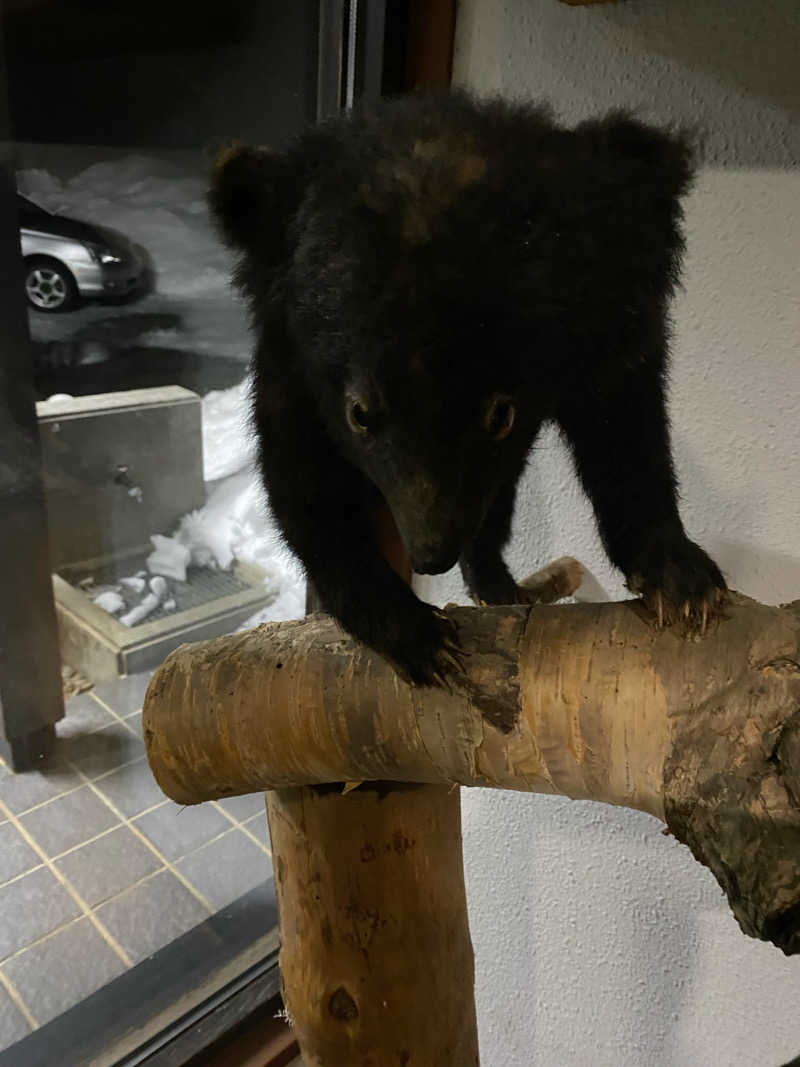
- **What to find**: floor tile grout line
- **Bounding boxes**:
[0,798,264,895]
[170,823,262,867]
[0,822,268,974]
[0,968,38,1030]
[1,913,91,967]
[0,862,46,893]
[84,752,150,783]
[0,795,133,970]
[0,838,221,970]
[88,691,143,737]
[211,801,272,857]
[73,689,267,864]
[10,781,86,818]
[90,864,168,911]
[0,914,85,968]
[237,820,272,856]
[67,761,216,916]
[1,827,261,956]
[0,796,172,893]
[9,751,155,822]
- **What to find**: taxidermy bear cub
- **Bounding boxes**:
[210,91,726,686]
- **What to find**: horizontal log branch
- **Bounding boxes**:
[143,593,800,954]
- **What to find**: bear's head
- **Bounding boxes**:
[209,99,694,575]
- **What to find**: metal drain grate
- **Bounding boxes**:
[64,555,252,627]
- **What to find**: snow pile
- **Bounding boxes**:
[201,378,255,482]
[173,468,306,625]
[177,374,306,623]
[118,377,304,626]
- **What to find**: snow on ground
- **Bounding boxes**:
[19,156,251,359]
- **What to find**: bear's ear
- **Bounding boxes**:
[575,112,695,202]
[208,144,296,255]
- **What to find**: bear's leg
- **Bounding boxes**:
[459,481,524,606]
[256,404,464,686]
[557,362,726,630]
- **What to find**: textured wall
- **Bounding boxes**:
[414,2,800,1064]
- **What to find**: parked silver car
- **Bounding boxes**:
[18,194,148,312]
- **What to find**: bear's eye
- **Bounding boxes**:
[346,396,372,435]
[486,396,515,441]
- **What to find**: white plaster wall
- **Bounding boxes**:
[415,1,800,1064]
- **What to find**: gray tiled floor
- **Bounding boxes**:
[2,919,127,1027]
[216,792,268,822]
[92,673,152,717]
[124,710,144,738]
[175,828,273,911]
[64,723,145,780]
[95,871,210,966]
[19,785,119,857]
[0,985,30,1047]
[0,868,82,960]
[243,809,270,845]
[93,757,168,818]
[0,671,273,1054]
[132,800,230,862]
[0,762,82,816]
[54,827,161,907]
[0,823,39,884]
[54,694,117,740]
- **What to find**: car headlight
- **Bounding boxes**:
[85,242,123,265]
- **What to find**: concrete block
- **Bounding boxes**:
[37,387,204,570]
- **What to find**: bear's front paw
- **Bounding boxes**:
[379,605,467,689]
[626,532,727,634]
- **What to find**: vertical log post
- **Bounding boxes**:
[267,507,479,1065]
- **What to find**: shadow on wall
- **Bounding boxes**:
[593,0,800,140]
[455,0,800,168]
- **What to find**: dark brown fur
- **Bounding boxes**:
[209,91,726,684]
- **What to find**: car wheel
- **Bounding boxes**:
[24,257,78,312]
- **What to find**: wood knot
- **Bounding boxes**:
[328,986,359,1021]
[392,830,414,855]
